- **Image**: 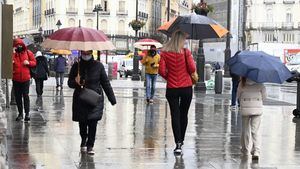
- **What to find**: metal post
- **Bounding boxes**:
[194,40,206,91]
[132,0,140,81]
[224,0,231,77]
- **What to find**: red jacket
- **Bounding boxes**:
[159,48,196,88]
[13,38,36,82]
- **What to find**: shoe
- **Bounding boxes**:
[80,146,87,153]
[252,155,259,161]
[173,143,182,155]
[149,99,154,104]
[24,115,30,122]
[15,115,23,121]
[230,106,236,111]
[87,147,95,155]
[146,99,150,103]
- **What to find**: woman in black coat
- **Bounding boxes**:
[68,50,116,155]
[34,51,49,97]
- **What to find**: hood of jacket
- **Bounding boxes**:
[246,79,256,85]
[13,38,27,50]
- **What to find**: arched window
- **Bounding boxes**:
[68,18,76,27]
[101,19,108,33]
[87,19,93,28]
[118,20,125,35]
[286,9,292,23]
[266,9,273,22]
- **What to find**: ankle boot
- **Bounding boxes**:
[16,114,23,121]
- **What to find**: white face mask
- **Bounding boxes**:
[81,55,92,61]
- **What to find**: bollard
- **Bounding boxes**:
[205,64,212,81]
[214,70,223,94]
[107,62,113,81]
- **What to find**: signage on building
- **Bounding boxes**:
[283,49,300,64]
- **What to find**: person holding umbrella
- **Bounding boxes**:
[159,30,197,155]
[141,45,160,104]
[68,50,116,155]
[237,77,266,161]
[54,54,67,90]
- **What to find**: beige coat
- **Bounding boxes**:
[237,80,267,116]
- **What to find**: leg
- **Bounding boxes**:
[79,122,88,147]
[35,79,41,96]
[55,72,59,87]
[250,115,262,156]
[13,81,23,117]
[166,88,181,143]
[10,85,16,104]
[86,120,98,149]
[60,72,64,87]
[40,80,44,96]
[241,116,251,155]
[179,87,193,143]
[150,74,157,99]
[22,81,30,117]
[231,80,238,106]
[145,74,151,100]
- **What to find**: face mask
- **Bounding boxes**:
[149,50,156,57]
[81,55,92,61]
[15,45,23,53]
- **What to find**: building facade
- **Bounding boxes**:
[245,0,300,46]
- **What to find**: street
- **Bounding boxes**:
[3,78,300,169]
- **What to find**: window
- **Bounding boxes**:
[69,0,75,9]
[68,18,76,27]
[102,0,108,11]
[87,0,93,9]
[266,9,273,22]
[286,11,292,23]
[118,20,125,34]
[119,1,125,12]
[86,19,93,28]
[283,33,295,43]
[101,19,108,33]
[264,33,274,42]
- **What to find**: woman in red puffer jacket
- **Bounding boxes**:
[159,30,196,155]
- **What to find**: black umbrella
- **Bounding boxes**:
[21,37,34,46]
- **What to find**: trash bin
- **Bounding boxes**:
[214,70,223,94]
[205,64,212,80]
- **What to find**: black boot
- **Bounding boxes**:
[15,114,23,121]
[173,143,183,155]
[24,113,30,122]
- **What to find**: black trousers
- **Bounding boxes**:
[13,81,30,116]
[79,120,98,148]
[35,79,44,96]
[166,87,193,143]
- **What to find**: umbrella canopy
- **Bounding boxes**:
[157,17,177,36]
[134,38,163,50]
[158,13,228,39]
[50,49,72,55]
[227,51,292,84]
[41,26,116,51]
[21,37,34,46]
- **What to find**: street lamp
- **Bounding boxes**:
[38,26,43,44]
[93,4,103,61]
[56,19,62,30]
[131,0,140,81]
[223,0,231,77]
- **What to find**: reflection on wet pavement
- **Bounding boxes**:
[4,83,300,169]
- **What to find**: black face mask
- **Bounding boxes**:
[15,45,24,53]
[149,50,156,57]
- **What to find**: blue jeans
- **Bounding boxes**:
[146,74,157,99]
[231,80,240,106]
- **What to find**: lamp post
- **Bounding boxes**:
[56,19,62,30]
[194,0,208,91]
[131,0,140,81]
[38,26,43,44]
[93,4,103,61]
[224,0,231,77]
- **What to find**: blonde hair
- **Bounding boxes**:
[163,30,187,53]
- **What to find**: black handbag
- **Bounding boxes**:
[78,87,102,107]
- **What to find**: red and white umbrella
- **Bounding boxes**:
[41,27,116,51]
[134,38,163,50]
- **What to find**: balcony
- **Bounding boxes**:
[66,8,78,14]
[283,0,295,4]
[44,8,55,16]
[282,22,294,29]
[263,0,275,4]
[99,10,110,16]
[116,10,128,16]
[84,8,94,15]
[138,11,148,19]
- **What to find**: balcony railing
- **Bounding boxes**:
[116,10,128,16]
[84,8,94,15]
[66,8,78,14]
[263,0,275,4]
[247,22,299,30]
[283,0,295,4]
[282,22,294,29]
[99,10,110,15]
[44,8,55,16]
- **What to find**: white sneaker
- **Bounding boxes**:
[80,146,87,153]
[230,106,237,111]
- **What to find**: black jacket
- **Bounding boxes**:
[68,59,116,122]
[34,56,49,80]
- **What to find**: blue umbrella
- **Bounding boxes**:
[21,37,34,46]
[227,51,292,84]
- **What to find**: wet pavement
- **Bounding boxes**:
[4,78,300,169]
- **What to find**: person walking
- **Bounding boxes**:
[54,54,66,90]
[237,77,266,161]
[141,45,160,104]
[230,51,241,111]
[68,50,116,155]
[159,30,197,155]
[12,38,36,122]
[34,51,49,97]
